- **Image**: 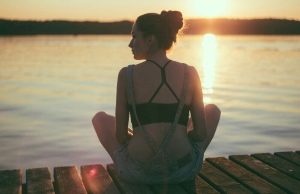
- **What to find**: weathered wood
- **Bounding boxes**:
[81,164,120,194]
[106,164,153,194]
[275,151,300,167]
[180,176,220,194]
[26,167,54,194]
[252,153,300,181]
[230,154,300,193]
[0,169,22,194]
[206,157,286,193]
[54,166,87,194]
[199,161,251,193]
[3,151,300,194]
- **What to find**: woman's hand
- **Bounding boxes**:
[187,117,193,131]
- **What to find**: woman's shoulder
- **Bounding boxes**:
[177,63,200,88]
[117,66,129,82]
[172,61,195,68]
[177,62,198,76]
[117,63,143,80]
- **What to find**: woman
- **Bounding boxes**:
[92,10,221,184]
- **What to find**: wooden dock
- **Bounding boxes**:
[1,151,300,194]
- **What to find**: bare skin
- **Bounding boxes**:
[92,24,221,164]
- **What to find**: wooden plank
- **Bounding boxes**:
[180,176,220,194]
[230,154,300,194]
[26,167,55,194]
[106,164,153,194]
[54,166,87,194]
[0,169,22,194]
[206,157,286,193]
[252,153,300,181]
[275,151,300,167]
[81,164,120,194]
[199,161,251,193]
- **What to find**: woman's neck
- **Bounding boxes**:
[146,50,169,64]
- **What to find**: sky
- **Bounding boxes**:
[0,0,299,22]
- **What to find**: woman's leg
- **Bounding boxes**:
[92,111,120,160]
[199,104,221,151]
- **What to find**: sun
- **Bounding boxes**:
[190,0,227,18]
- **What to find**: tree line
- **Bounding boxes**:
[0,18,299,35]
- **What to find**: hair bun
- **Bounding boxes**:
[160,10,183,32]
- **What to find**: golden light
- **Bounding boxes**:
[190,0,227,18]
[202,34,217,103]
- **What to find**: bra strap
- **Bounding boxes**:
[147,60,180,103]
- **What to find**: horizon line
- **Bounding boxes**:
[1,17,300,23]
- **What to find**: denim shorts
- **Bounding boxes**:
[113,139,204,184]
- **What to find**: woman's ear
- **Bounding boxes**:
[148,35,155,45]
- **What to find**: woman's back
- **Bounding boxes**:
[127,60,195,163]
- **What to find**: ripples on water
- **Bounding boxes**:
[0,35,299,180]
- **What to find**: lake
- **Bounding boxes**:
[0,34,299,181]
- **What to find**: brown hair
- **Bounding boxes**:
[135,10,184,50]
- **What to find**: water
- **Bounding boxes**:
[1,35,299,180]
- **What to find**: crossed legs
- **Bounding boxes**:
[92,104,221,160]
[92,112,119,160]
[197,104,221,151]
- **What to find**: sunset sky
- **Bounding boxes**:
[0,0,299,21]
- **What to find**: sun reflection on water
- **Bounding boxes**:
[202,34,217,103]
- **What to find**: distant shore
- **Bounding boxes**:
[1,18,300,35]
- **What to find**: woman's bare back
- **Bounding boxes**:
[127,60,195,163]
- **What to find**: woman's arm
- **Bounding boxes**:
[188,67,208,142]
[115,67,131,144]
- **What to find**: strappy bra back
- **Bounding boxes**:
[147,60,179,103]
[127,61,190,174]
[128,60,189,128]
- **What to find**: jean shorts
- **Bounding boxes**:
[113,139,204,184]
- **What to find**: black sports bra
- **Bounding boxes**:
[128,60,189,128]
